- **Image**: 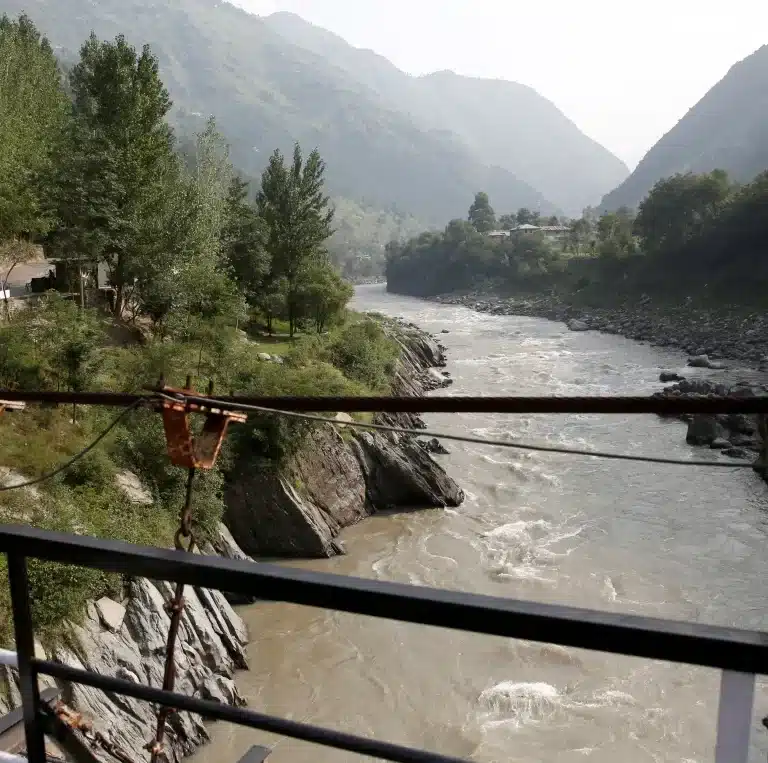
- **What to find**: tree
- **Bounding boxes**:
[634,170,731,256]
[168,120,246,346]
[468,192,496,233]
[596,207,637,258]
[516,208,541,226]
[48,34,176,317]
[222,175,269,305]
[297,262,353,333]
[257,143,335,337]
[0,14,68,245]
[498,214,517,230]
[566,217,594,255]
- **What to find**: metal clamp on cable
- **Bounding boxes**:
[154,377,247,470]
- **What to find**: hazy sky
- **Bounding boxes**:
[229,0,767,168]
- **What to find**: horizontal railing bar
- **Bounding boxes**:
[0,390,767,414]
[34,661,468,763]
[2,525,768,673]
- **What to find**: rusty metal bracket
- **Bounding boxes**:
[156,379,247,470]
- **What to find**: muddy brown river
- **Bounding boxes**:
[199,286,768,763]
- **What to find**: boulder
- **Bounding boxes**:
[115,470,153,505]
[724,447,752,460]
[95,597,126,633]
[567,319,589,332]
[723,413,756,435]
[686,354,725,369]
[710,438,732,450]
[257,352,272,362]
[418,437,450,455]
[659,371,684,383]
[686,415,726,446]
[354,432,463,510]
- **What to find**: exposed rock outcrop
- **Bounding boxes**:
[355,432,463,510]
[0,523,251,763]
[224,321,464,558]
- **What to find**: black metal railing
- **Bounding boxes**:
[1,523,767,763]
[2,390,768,762]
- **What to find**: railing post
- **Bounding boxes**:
[6,553,46,763]
[715,670,755,763]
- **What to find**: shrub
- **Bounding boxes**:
[325,319,398,391]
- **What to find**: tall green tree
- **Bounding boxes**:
[257,143,335,337]
[515,208,541,226]
[48,34,176,317]
[634,170,731,256]
[168,119,246,344]
[222,175,269,305]
[596,206,637,258]
[468,192,496,233]
[0,14,68,245]
[296,262,354,333]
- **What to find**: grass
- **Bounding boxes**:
[250,337,293,356]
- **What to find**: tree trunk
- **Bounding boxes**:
[113,281,124,319]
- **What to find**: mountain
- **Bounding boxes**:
[264,12,629,216]
[601,44,768,211]
[0,0,562,224]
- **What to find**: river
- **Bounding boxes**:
[204,285,768,763]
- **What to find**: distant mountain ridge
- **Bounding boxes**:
[0,0,627,223]
[264,11,630,216]
[601,44,768,211]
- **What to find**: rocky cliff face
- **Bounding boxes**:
[0,523,250,763]
[225,320,464,558]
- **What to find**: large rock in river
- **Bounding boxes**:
[354,432,464,510]
[686,414,726,445]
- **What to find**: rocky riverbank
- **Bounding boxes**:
[433,291,768,367]
[1,319,463,762]
[0,522,251,763]
[427,289,768,467]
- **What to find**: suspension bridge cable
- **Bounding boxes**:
[0,392,759,496]
[163,392,760,469]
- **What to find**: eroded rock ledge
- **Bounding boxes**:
[225,320,464,558]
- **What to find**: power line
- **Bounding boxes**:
[163,392,759,470]
[0,398,147,493]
